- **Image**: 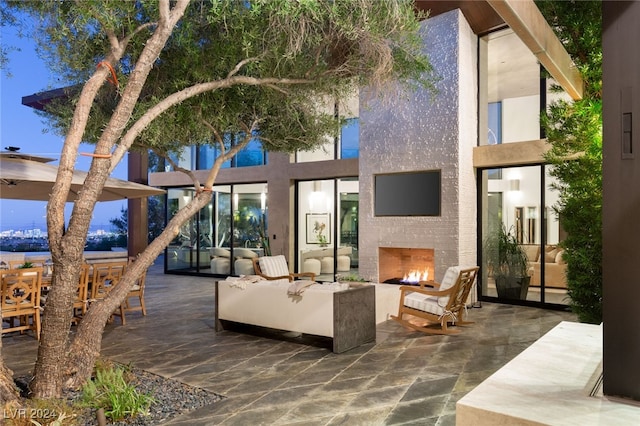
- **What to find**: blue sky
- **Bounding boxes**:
[1,22,128,232]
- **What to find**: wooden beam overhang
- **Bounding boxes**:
[414,0,506,34]
[487,0,584,100]
[473,139,549,169]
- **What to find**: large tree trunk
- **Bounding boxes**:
[31,251,86,397]
[29,1,190,399]
[0,331,21,407]
[64,192,212,390]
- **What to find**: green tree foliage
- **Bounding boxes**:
[537,0,602,323]
[0,0,436,400]
[14,0,436,159]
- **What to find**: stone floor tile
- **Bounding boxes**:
[2,263,577,425]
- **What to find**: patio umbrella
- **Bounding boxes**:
[0,155,165,202]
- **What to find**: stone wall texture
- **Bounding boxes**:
[359,9,478,282]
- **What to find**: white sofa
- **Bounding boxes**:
[216,278,376,353]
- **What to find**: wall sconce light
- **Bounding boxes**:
[233,193,239,212]
[309,181,323,211]
[260,191,266,212]
[509,179,520,191]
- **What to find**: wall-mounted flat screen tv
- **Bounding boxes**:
[374,171,441,216]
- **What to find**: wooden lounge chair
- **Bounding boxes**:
[391,266,479,335]
[252,255,315,282]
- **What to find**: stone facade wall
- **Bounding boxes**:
[358,9,478,283]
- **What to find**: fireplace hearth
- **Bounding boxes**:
[378,247,435,284]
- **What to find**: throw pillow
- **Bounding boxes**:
[545,248,558,263]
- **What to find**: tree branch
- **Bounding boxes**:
[201,119,226,154]
[116,75,314,168]
[151,148,200,190]
[227,56,262,79]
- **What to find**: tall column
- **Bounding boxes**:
[602,0,640,402]
[127,150,149,258]
[358,9,478,282]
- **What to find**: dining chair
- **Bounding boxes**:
[8,260,31,269]
[71,263,91,324]
[122,268,147,322]
[91,261,127,325]
[1,267,43,339]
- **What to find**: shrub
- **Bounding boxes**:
[80,361,155,422]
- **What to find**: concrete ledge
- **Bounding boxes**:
[456,321,640,425]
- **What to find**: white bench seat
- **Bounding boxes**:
[215,279,376,353]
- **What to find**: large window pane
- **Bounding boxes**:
[296,178,358,282]
[236,137,266,167]
[195,133,266,170]
[233,184,267,251]
[482,166,541,303]
[337,178,359,279]
[165,184,268,276]
[484,28,541,148]
[166,188,210,272]
[481,166,568,306]
[542,166,567,303]
[340,118,359,159]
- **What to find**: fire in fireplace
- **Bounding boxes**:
[402,269,429,283]
[378,247,434,285]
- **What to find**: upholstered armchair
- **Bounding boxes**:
[210,247,231,275]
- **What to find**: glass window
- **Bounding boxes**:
[340,118,359,159]
[233,184,268,251]
[297,92,359,163]
[165,183,267,276]
[194,132,266,171]
[296,140,335,163]
[480,166,568,306]
[485,29,541,145]
[166,187,211,273]
[296,178,359,282]
[236,136,266,167]
[196,145,218,170]
[487,102,502,179]
[165,146,194,172]
[337,178,359,279]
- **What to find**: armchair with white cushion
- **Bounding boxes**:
[252,255,315,282]
[391,265,479,335]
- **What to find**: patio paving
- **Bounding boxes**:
[3,262,577,425]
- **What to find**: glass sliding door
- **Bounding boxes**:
[232,184,268,252]
[211,185,232,275]
[297,180,334,281]
[166,187,212,273]
[337,178,359,279]
[296,178,359,282]
[481,165,568,307]
[164,183,267,276]
[541,166,567,304]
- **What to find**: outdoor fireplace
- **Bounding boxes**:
[378,247,435,284]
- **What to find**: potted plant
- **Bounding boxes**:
[484,225,531,300]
